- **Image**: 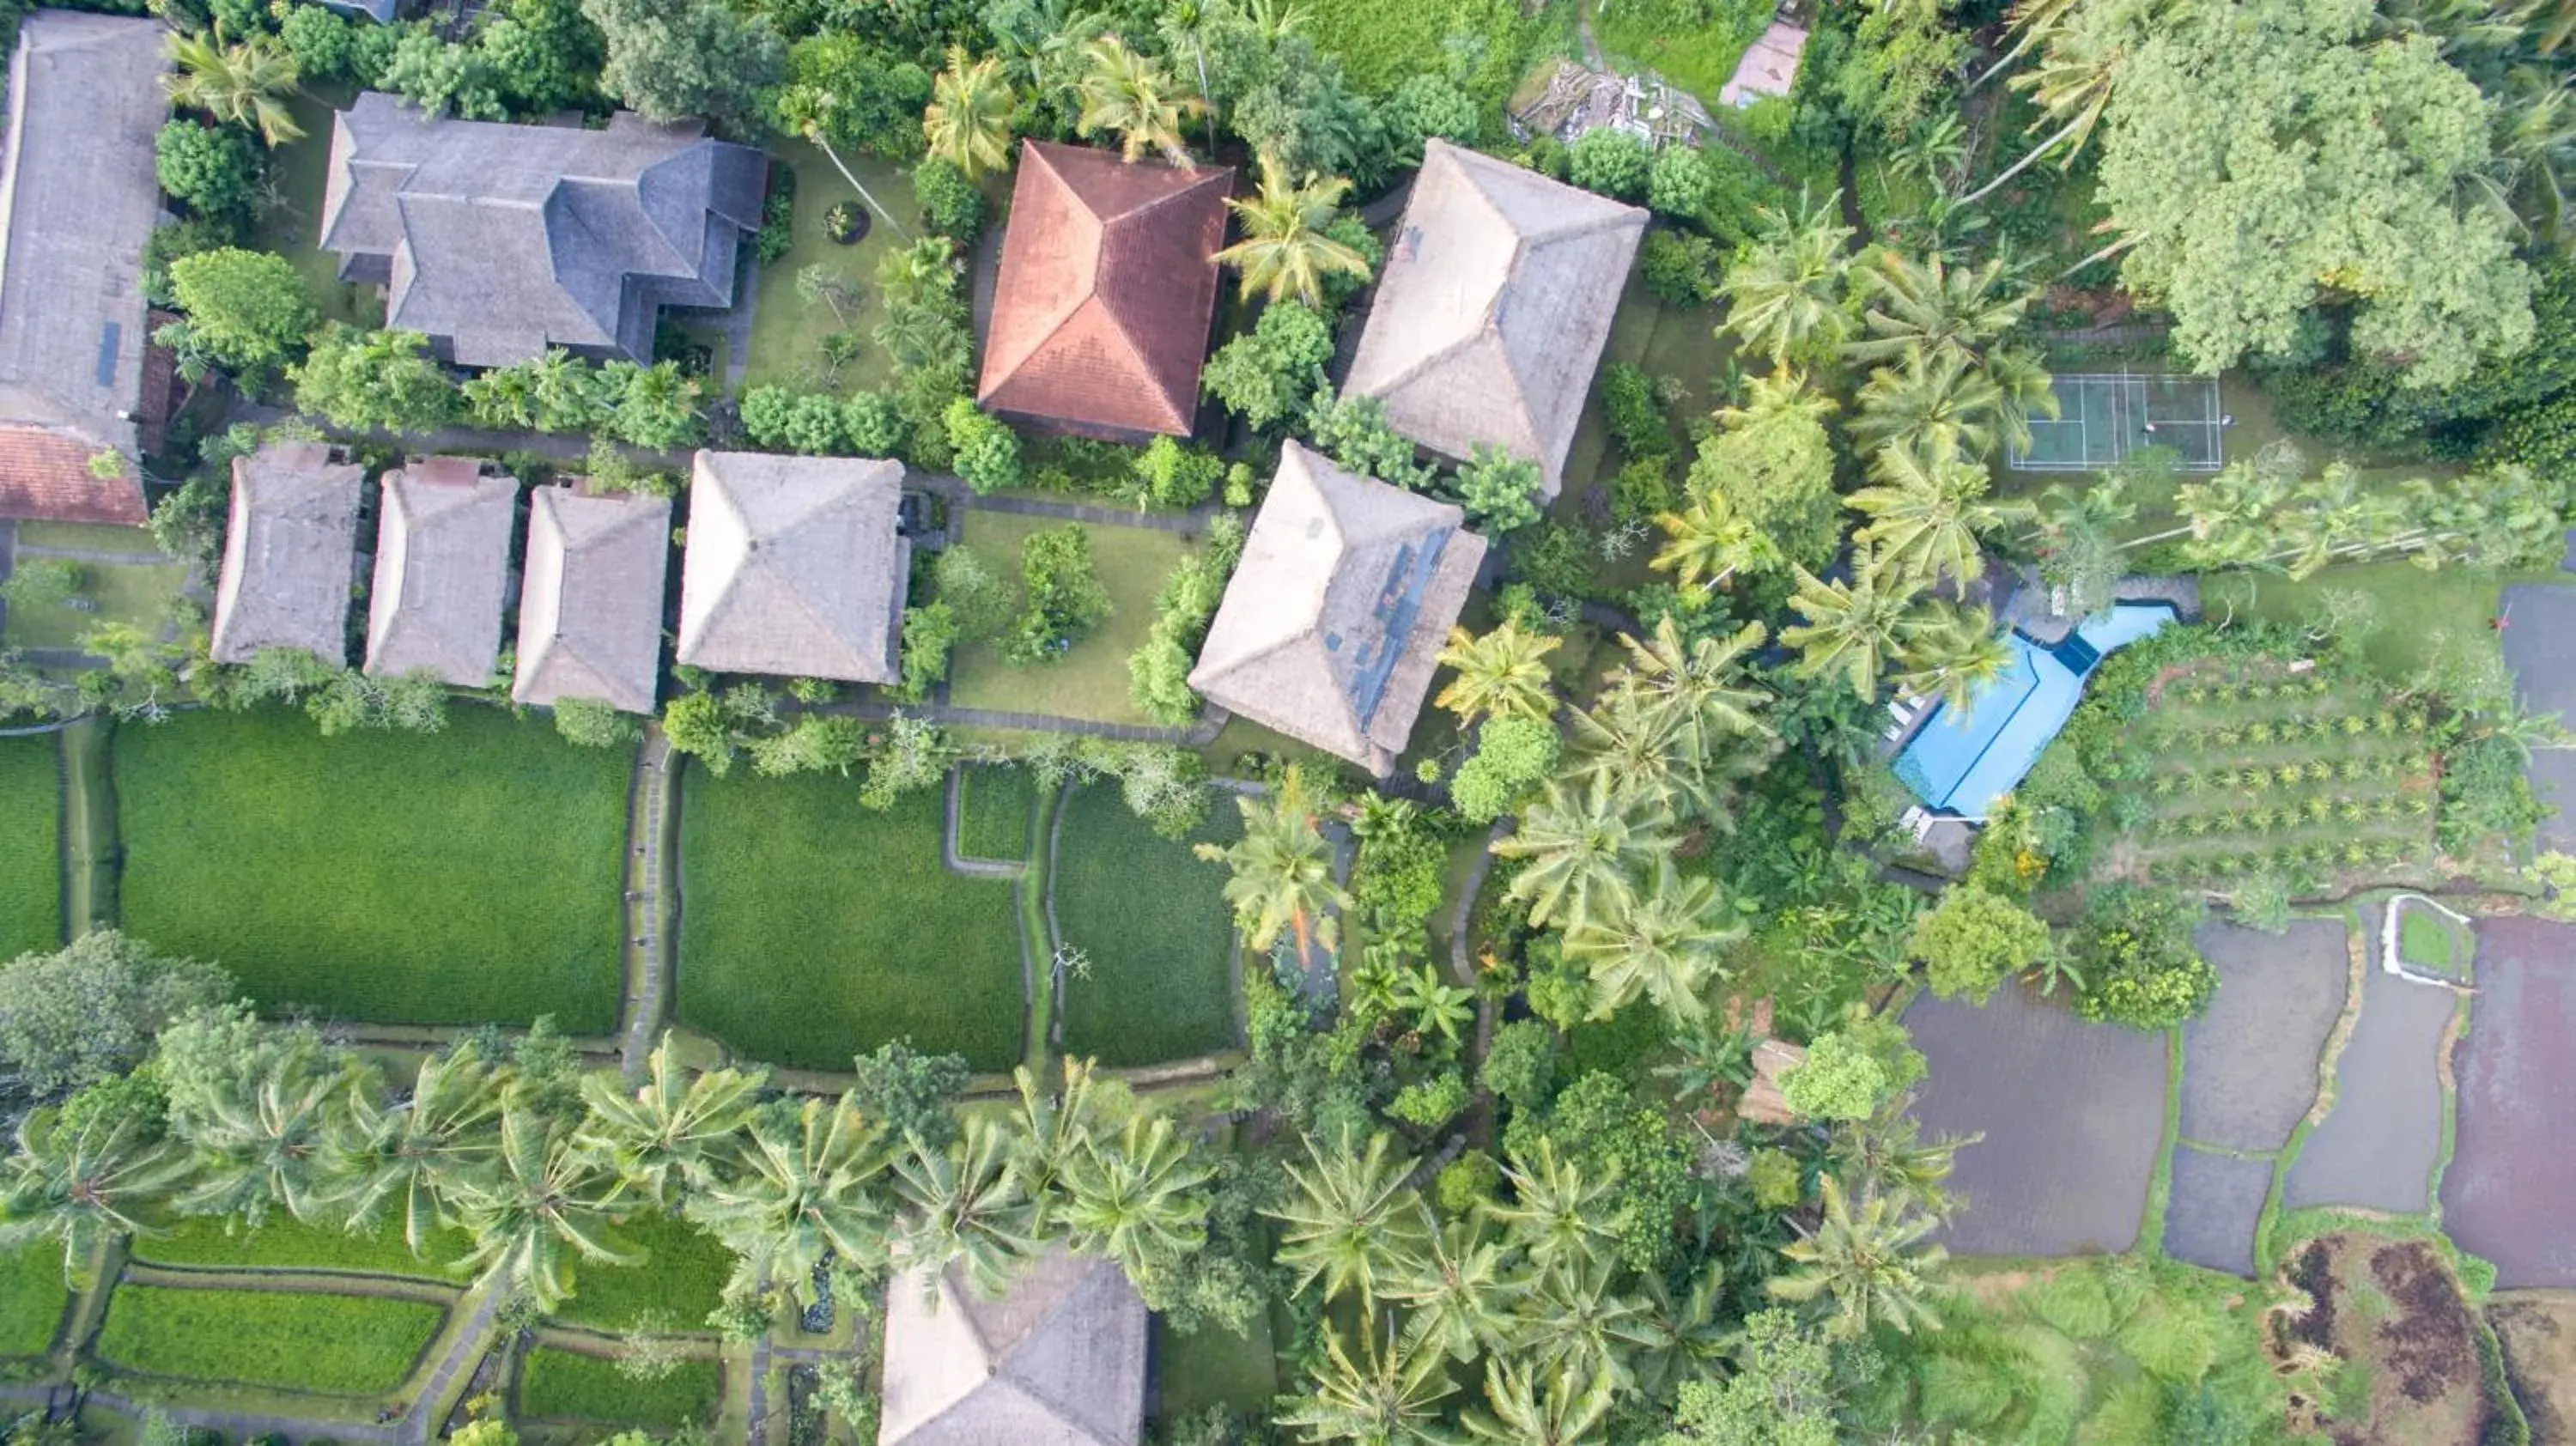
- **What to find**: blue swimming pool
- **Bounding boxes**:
[1893,602,2176,820]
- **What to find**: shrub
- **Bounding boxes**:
[913,157,983,241]
[1568,129,1650,200]
[1612,457,1674,523]
[1647,143,1713,220]
[1384,72,1479,158]
[1455,443,1542,533]
[2438,732,2548,854]
[1134,436,1224,508]
[2073,884,2218,1030]
[551,698,640,749]
[1004,524,1111,664]
[1911,886,2053,1003]
[842,390,905,454]
[1388,1070,1471,1129]
[1201,301,1333,430]
[1449,716,1561,823]
[933,544,1015,642]
[756,175,795,264]
[1307,390,1436,490]
[156,121,260,224]
[1640,228,1723,306]
[945,399,1023,493]
[1480,1019,1558,1112]
[781,392,847,454]
[1777,1030,1893,1121]
[1434,1151,1500,1214]
[890,600,958,704]
[1600,362,1673,460]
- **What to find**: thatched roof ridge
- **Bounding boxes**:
[364,458,519,685]
[1188,440,1485,775]
[878,1247,1147,1446]
[1340,139,1645,500]
[676,451,907,683]
[512,484,671,714]
[210,443,366,665]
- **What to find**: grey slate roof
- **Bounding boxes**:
[0,10,167,457]
[364,457,519,686]
[210,443,367,665]
[676,452,908,684]
[319,93,765,368]
[1341,139,1646,501]
[879,1248,1147,1446]
[1189,440,1485,775]
[512,484,671,714]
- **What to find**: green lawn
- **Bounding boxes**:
[0,1245,69,1357]
[0,559,192,651]
[550,1213,733,1332]
[2399,908,2456,972]
[131,1214,473,1282]
[252,91,383,330]
[94,1285,444,1395]
[957,763,1036,863]
[0,734,58,959]
[2199,562,2511,684]
[1151,1313,1278,1425]
[739,142,918,395]
[116,706,629,1030]
[1589,0,1771,101]
[1053,782,1242,1066]
[520,1347,723,1430]
[945,515,1197,726]
[678,769,1024,1071]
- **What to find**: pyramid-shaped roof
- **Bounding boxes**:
[513,485,671,714]
[364,457,519,686]
[676,452,907,683]
[210,443,366,666]
[977,141,1232,440]
[878,1248,1147,1446]
[1189,441,1486,775]
[1341,139,1646,500]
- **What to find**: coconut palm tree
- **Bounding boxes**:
[1493,774,1667,930]
[1846,250,2036,368]
[2032,475,2136,616]
[689,1093,893,1307]
[890,1115,1041,1300]
[1197,765,1352,957]
[176,1043,364,1229]
[1390,1211,1522,1364]
[0,1109,192,1280]
[1959,0,2152,206]
[164,30,304,146]
[1625,1266,1728,1398]
[1650,489,1780,592]
[1462,1358,1615,1445]
[1848,442,2026,586]
[1560,860,1741,1024]
[447,1104,640,1309]
[1005,1058,1107,1223]
[1719,191,1856,367]
[1433,620,1561,726]
[1213,158,1372,306]
[325,1042,506,1256]
[1781,562,1932,701]
[1611,616,1772,756]
[1563,697,1711,826]
[1073,35,1206,167]
[1719,366,1841,434]
[1891,604,2016,712]
[1765,1175,1949,1339]
[1512,1254,1648,1394]
[1828,1103,1978,1215]
[1270,1131,1428,1309]
[1854,349,2011,462]
[1279,1322,1459,1446]
[923,47,1018,179]
[1488,1141,1615,1277]
[575,1035,763,1206]
[1060,1113,1212,1289]
[1963,0,2085,92]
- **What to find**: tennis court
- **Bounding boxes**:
[2008,373,2225,472]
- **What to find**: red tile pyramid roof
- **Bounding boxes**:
[978,141,1233,440]
[0,425,144,526]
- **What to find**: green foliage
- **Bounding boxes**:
[1449,716,1562,823]
[1005,524,1112,664]
[1387,1070,1471,1129]
[0,739,58,960]
[933,544,1015,643]
[1911,886,2052,1004]
[890,601,958,706]
[131,1213,471,1279]
[165,248,317,372]
[95,1285,443,1394]
[1601,362,1674,461]
[1501,1071,1693,1273]
[0,1244,70,1357]
[1349,801,1446,939]
[2026,1268,2117,1340]
[547,1213,734,1331]
[1478,1020,1558,1115]
[1433,1151,1500,1215]
[585,0,782,136]
[1568,129,1651,201]
[1382,73,1478,159]
[1683,386,1840,573]
[1647,143,1714,221]
[845,1041,971,1149]
[1746,1146,1805,1210]
[1304,390,1436,490]
[292,325,458,434]
[0,932,231,1102]
[155,121,260,224]
[2072,884,2218,1030]
[1778,1030,1893,1121]
[1657,1309,1840,1446]
[2439,732,2548,853]
[1201,301,1333,431]
[142,219,234,311]
[945,399,1023,493]
[1454,444,1542,534]
[911,156,982,240]
[956,765,1033,863]
[1134,436,1224,509]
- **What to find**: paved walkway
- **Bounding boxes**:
[619,725,680,1075]
[10,543,172,567]
[941,762,1026,880]
[400,1284,506,1446]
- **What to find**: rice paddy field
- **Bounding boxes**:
[519,1347,722,1430]
[0,1245,69,1357]
[94,1285,445,1395]
[678,769,1024,1071]
[956,763,1036,863]
[549,1213,734,1331]
[114,706,629,1031]
[0,733,58,959]
[130,1214,475,1281]
[1052,783,1242,1066]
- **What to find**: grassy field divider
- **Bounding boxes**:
[2255,907,2377,1279]
[63,717,115,933]
[1025,781,1066,1072]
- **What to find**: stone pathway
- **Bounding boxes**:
[10,543,172,566]
[941,763,1026,880]
[619,725,680,1076]
[400,1285,506,1446]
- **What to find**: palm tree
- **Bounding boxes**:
[689,1094,893,1308]
[1197,765,1352,957]
[1060,1114,1212,1290]
[1433,621,1561,726]
[1278,1322,1458,1445]
[1270,1131,1428,1309]
[1511,1255,1647,1394]
[1650,489,1780,592]
[1718,366,1840,434]
[1626,1266,1728,1398]
[325,1042,506,1257]
[1213,158,1371,306]
[176,1044,363,1229]
[1848,442,2026,586]
[890,1116,1041,1300]
[1005,1058,1107,1223]
[1765,1175,1949,1339]
[1489,1141,1615,1277]
[1495,774,1666,929]
[1611,616,1771,755]
[0,1109,193,1280]
[1560,859,1741,1024]
[1959,0,2149,206]
[1721,191,1855,366]
[1829,1103,1978,1214]
[447,1104,639,1309]
[574,1035,763,1206]
[1781,562,1931,700]
[1963,0,2084,93]
[2032,475,2136,615]
[1462,1358,1614,1445]
[1073,35,1205,167]
[1389,1211,1522,1364]
[1846,250,2035,367]
[1854,349,2011,461]
[1891,604,2016,712]
[923,47,1018,179]
[164,30,304,146]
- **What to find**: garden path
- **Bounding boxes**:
[832,695,1224,745]
[400,1282,506,1446]
[9,542,170,566]
[941,763,1026,880]
[619,724,680,1077]
[924,477,1224,535]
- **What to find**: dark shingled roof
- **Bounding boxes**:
[0,425,144,525]
[319,94,764,368]
[977,141,1231,440]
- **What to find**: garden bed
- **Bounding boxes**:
[0,733,58,958]
[116,706,629,1030]
[955,763,1035,863]
[678,769,1024,1071]
[0,1245,69,1357]
[2180,920,2347,1152]
[2281,970,2458,1217]
[1052,782,1242,1066]
[131,1215,473,1282]
[519,1346,721,1431]
[94,1284,445,1395]
[943,513,1199,727]
[2443,920,2576,1288]
[547,1213,733,1332]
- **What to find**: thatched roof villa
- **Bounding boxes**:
[878,1247,1147,1446]
[363,457,519,686]
[676,452,907,684]
[210,443,367,665]
[511,484,671,715]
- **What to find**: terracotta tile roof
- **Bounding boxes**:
[978,142,1232,440]
[0,424,144,525]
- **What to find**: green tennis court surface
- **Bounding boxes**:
[2010,372,2226,472]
